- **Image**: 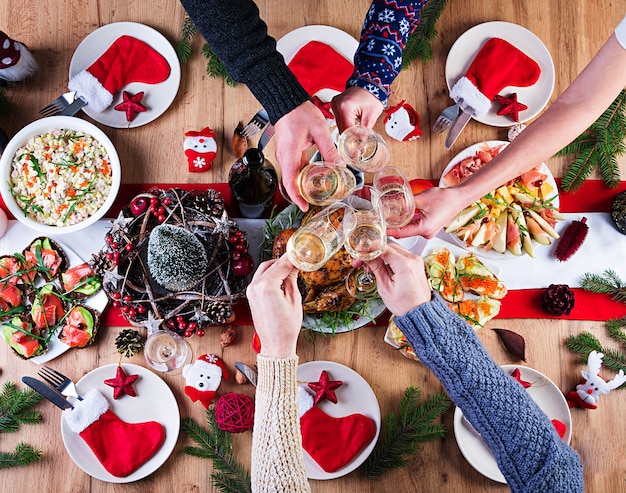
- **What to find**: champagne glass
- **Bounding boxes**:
[373,166,416,228]
[144,328,192,374]
[343,186,387,299]
[286,202,355,272]
[337,125,390,173]
[297,161,357,206]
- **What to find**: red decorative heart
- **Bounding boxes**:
[300,405,376,473]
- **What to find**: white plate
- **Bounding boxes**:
[445,21,555,127]
[277,25,358,103]
[439,140,558,260]
[69,22,181,128]
[3,237,108,365]
[453,364,572,484]
[264,204,387,333]
[297,361,381,480]
[61,363,180,483]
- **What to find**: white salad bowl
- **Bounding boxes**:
[0,116,121,234]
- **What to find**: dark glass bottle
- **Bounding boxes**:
[228,148,278,218]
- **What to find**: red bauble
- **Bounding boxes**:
[214,392,255,433]
[232,254,254,277]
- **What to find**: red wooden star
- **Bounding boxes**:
[510,368,532,388]
[495,93,528,122]
[114,91,147,123]
[104,365,139,399]
[308,370,343,405]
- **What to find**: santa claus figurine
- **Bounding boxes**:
[182,353,229,408]
[184,127,217,172]
[0,30,38,84]
[383,100,422,142]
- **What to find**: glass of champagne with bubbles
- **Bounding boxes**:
[373,166,416,228]
[287,202,355,272]
[337,125,390,174]
[144,328,192,374]
[297,161,357,206]
[343,186,387,299]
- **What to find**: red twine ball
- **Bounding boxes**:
[214,392,255,433]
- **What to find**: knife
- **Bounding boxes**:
[444,108,473,150]
[22,376,74,410]
[58,96,87,116]
[257,124,275,152]
[234,362,258,387]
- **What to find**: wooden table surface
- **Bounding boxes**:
[1,1,625,492]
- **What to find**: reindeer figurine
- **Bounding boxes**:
[566,350,626,409]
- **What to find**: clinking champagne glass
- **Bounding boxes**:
[343,186,387,299]
[287,202,355,272]
[337,125,390,174]
[373,166,416,228]
[297,161,357,206]
[144,328,192,374]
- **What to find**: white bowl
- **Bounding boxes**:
[0,116,121,234]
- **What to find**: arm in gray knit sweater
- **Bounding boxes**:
[366,243,584,493]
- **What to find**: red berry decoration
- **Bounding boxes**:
[130,197,149,216]
[232,254,254,277]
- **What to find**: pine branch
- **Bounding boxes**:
[202,44,237,87]
[0,382,43,433]
[402,0,449,67]
[0,442,42,469]
[363,387,451,479]
[182,413,251,493]
[559,90,626,192]
[565,331,626,377]
[177,14,198,63]
[580,269,626,304]
[606,317,626,350]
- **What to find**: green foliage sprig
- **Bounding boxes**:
[557,90,626,192]
[402,0,449,67]
[580,269,626,304]
[182,412,251,493]
[0,382,43,469]
[178,14,237,87]
[363,386,451,478]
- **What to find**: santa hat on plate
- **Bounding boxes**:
[68,35,170,113]
[449,37,541,116]
[0,30,38,82]
[193,353,230,377]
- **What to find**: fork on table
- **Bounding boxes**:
[39,91,87,118]
[37,366,82,400]
[239,109,269,139]
[432,102,460,135]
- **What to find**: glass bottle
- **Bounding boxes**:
[228,148,278,218]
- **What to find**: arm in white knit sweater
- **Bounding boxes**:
[251,355,310,493]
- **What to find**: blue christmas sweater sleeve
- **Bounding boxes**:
[394,294,584,493]
[348,0,427,107]
[179,0,310,124]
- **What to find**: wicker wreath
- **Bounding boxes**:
[96,188,253,337]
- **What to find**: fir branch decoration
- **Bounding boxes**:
[580,269,626,304]
[363,386,451,478]
[565,330,626,377]
[402,0,449,68]
[201,44,237,88]
[558,90,626,192]
[0,382,43,433]
[177,14,198,63]
[0,442,42,469]
[182,412,251,493]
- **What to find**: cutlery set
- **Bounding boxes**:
[22,366,81,410]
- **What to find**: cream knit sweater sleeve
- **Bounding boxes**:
[251,355,311,493]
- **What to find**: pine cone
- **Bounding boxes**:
[189,190,225,217]
[115,329,144,358]
[541,284,575,316]
[89,250,114,275]
[207,301,232,325]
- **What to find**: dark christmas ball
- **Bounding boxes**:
[611,191,626,235]
[541,284,575,316]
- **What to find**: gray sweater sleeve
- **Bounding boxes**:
[395,293,583,493]
[179,0,311,123]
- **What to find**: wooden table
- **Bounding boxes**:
[1,1,625,492]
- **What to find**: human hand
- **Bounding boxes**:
[331,86,384,133]
[386,187,466,239]
[246,255,302,358]
[363,243,431,316]
[274,100,340,211]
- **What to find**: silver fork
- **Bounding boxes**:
[239,109,269,139]
[432,102,460,135]
[37,366,82,400]
[39,91,86,117]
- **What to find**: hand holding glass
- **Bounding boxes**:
[337,125,390,173]
[373,166,416,228]
[297,161,357,206]
[144,328,192,373]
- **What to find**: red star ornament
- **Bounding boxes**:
[104,365,139,399]
[495,93,528,122]
[308,370,343,405]
[510,368,532,388]
[114,91,147,123]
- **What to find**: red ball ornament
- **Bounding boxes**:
[214,392,255,433]
[232,254,254,277]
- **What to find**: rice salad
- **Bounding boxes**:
[9,128,113,227]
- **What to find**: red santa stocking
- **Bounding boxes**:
[287,40,354,97]
[450,37,541,116]
[63,389,165,477]
[69,35,171,113]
